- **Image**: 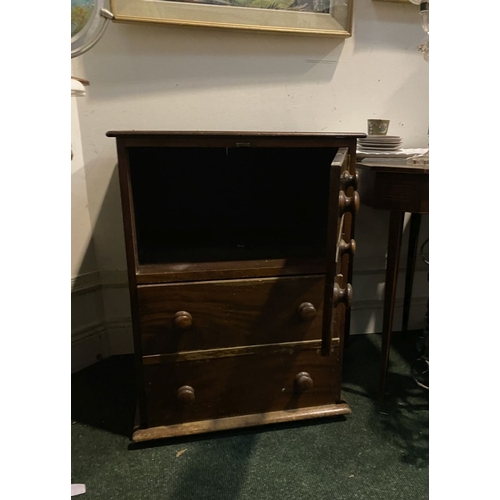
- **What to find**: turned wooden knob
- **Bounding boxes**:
[338,190,360,216]
[297,302,317,321]
[333,282,353,308]
[339,238,356,257]
[177,385,195,404]
[295,372,314,393]
[174,311,192,330]
[340,170,359,191]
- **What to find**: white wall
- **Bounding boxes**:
[71,0,429,366]
[71,94,109,371]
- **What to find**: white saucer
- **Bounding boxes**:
[363,135,402,141]
[360,137,402,143]
[359,143,402,148]
[360,140,402,145]
[358,145,402,151]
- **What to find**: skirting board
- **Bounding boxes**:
[71,320,133,373]
[71,328,109,373]
[349,296,428,335]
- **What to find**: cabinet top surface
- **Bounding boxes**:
[106,131,367,139]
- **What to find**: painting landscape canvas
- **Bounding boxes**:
[110,0,353,36]
[163,0,332,14]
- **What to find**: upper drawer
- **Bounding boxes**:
[137,275,326,355]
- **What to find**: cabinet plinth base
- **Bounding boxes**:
[132,402,351,442]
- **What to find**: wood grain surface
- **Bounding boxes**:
[138,275,326,355]
[143,343,342,428]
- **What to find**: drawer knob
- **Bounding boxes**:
[174,311,192,330]
[177,385,195,405]
[333,283,353,308]
[341,170,359,191]
[338,190,360,216]
[339,238,356,257]
[297,302,317,321]
[295,372,314,393]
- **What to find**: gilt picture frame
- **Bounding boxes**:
[109,0,354,37]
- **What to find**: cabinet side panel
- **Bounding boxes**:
[116,139,147,427]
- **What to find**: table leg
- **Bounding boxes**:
[379,211,405,401]
[402,213,422,334]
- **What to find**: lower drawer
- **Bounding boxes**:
[142,341,341,429]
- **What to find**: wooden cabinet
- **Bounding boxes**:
[107,131,363,442]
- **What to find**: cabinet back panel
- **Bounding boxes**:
[128,147,336,265]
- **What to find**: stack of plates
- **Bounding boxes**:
[358,135,403,151]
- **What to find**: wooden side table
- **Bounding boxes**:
[357,161,429,401]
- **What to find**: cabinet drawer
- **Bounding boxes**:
[137,275,326,355]
[142,342,341,428]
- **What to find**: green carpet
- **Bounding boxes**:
[71,333,428,499]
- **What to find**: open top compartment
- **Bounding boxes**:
[128,146,336,275]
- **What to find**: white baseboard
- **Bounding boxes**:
[71,326,110,373]
[107,320,134,355]
[350,296,428,334]
[71,271,101,294]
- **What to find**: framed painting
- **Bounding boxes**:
[109,0,354,37]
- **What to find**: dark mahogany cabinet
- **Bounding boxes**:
[107,131,363,442]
